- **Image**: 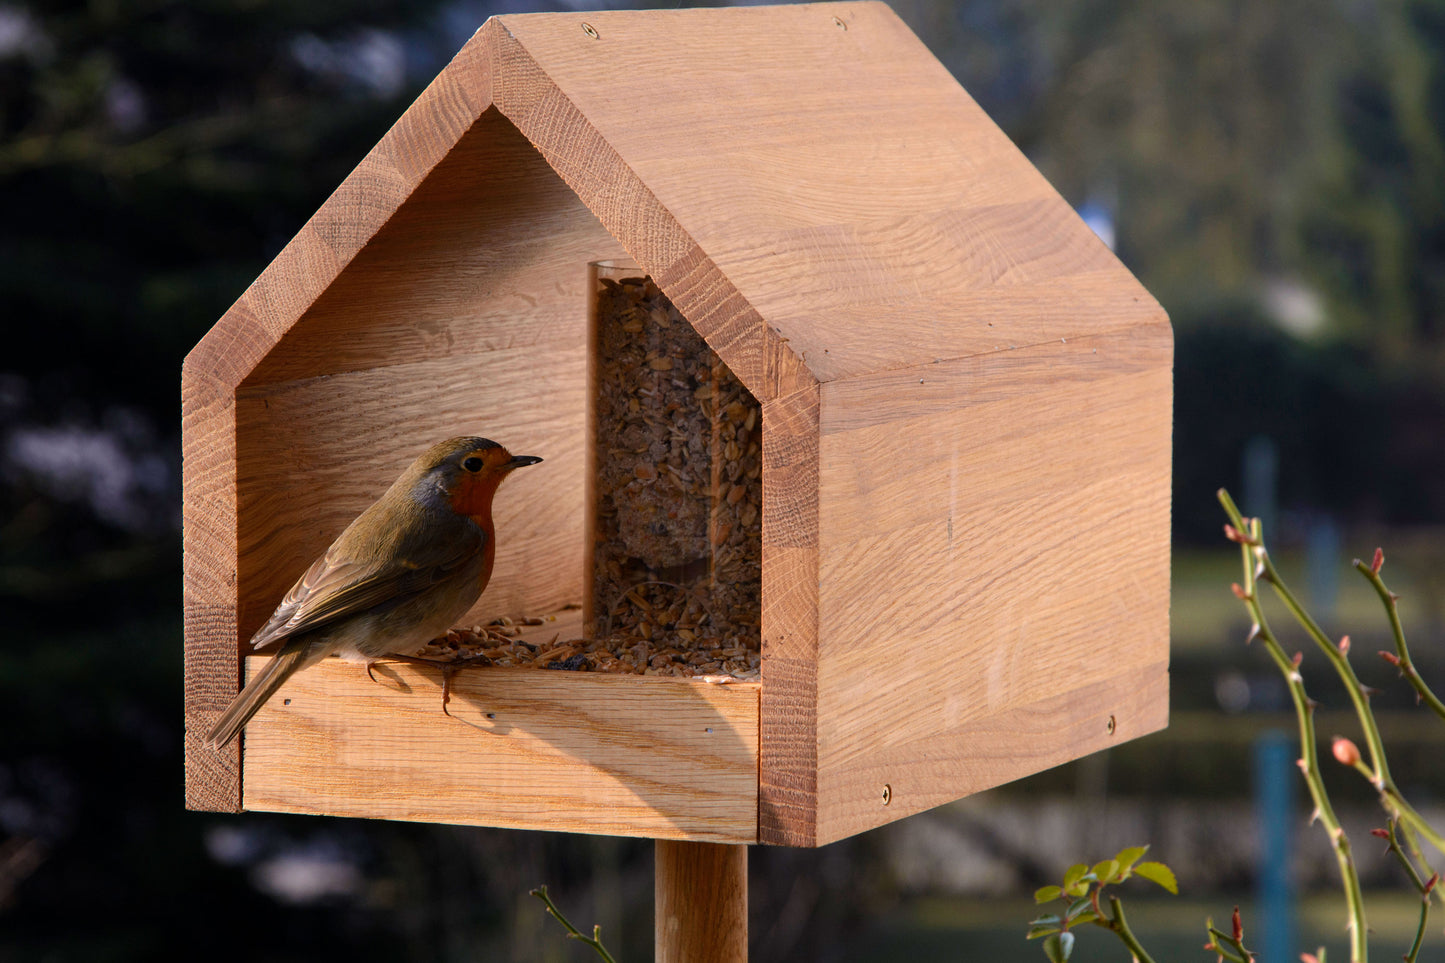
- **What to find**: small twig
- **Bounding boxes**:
[1203,907,1256,962]
[1218,491,1369,963]
[1105,895,1157,963]
[1222,491,1445,861]
[530,885,619,963]
[1372,821,1438,963]
[1355,552,1445,723]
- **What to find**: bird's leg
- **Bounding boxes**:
[367,653,492,716]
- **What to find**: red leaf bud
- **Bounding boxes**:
[1371,547,1384,574]
[1338,635,1350,655]
[1332,737,1361,767]
[1231,582,1248,600]
[1379,651,1401,666]
[1370,828,1390,839]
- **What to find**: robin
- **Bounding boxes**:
[205,436,542,749]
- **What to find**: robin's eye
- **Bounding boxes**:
[462,456,484,472]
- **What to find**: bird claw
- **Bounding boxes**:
[370,653,492,718]
[440,665,458,716]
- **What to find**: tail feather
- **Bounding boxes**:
[205,642,308,750]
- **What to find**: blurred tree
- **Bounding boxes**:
[1296,0,1445,369]
[894,0,1445,366]
[0,0,451,421]
[890,0,1350,306]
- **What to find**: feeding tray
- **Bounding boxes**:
[183,1,1172,848]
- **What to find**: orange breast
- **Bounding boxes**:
[448,472,504,523]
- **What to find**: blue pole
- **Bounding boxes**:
[1243,435,1279,539]
[1254,730,1297,962]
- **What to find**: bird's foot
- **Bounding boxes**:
[367,653,492,716]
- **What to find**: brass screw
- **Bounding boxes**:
[582,22,599,39]
[833,15,847,30]
[881,784,892,806]
[1107,715,1117,735]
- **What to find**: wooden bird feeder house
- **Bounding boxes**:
[184,0,1171,866]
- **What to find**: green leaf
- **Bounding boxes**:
[1062,863,1088,890]
[1114,845,1149,871]
[1071,910,1100,926]
[1134,861,1178,894]
[1042,931,1075,962]
[1026,916,1062,939]
[1064,897,1093,922]
[1092,859,1120,883]
[1035,885,1063,904]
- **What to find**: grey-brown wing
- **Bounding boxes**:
[247,529,483,651]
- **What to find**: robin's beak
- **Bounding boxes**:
[506,455,543,470]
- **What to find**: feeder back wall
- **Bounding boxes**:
[182,1,1172,849]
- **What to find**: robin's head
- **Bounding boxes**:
[411,436,542,519]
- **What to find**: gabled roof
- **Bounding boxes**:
[187,1,1163,405]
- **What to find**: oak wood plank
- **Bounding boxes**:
[758,385,821,846]
[242,659,760,843]
[182,367,242,811]
[816,663,1169,843]
[812,330,1172,843]
[818,322,1172,435]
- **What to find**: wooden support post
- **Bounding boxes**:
[655,840,748,963]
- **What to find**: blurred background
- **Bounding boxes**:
[2,0,1444,959]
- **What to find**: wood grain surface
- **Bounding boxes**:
[812,327,1172,843]
[655,840,749,963]
[182,368,241,807]
[757,386,821,845]
[242,654,760,843]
